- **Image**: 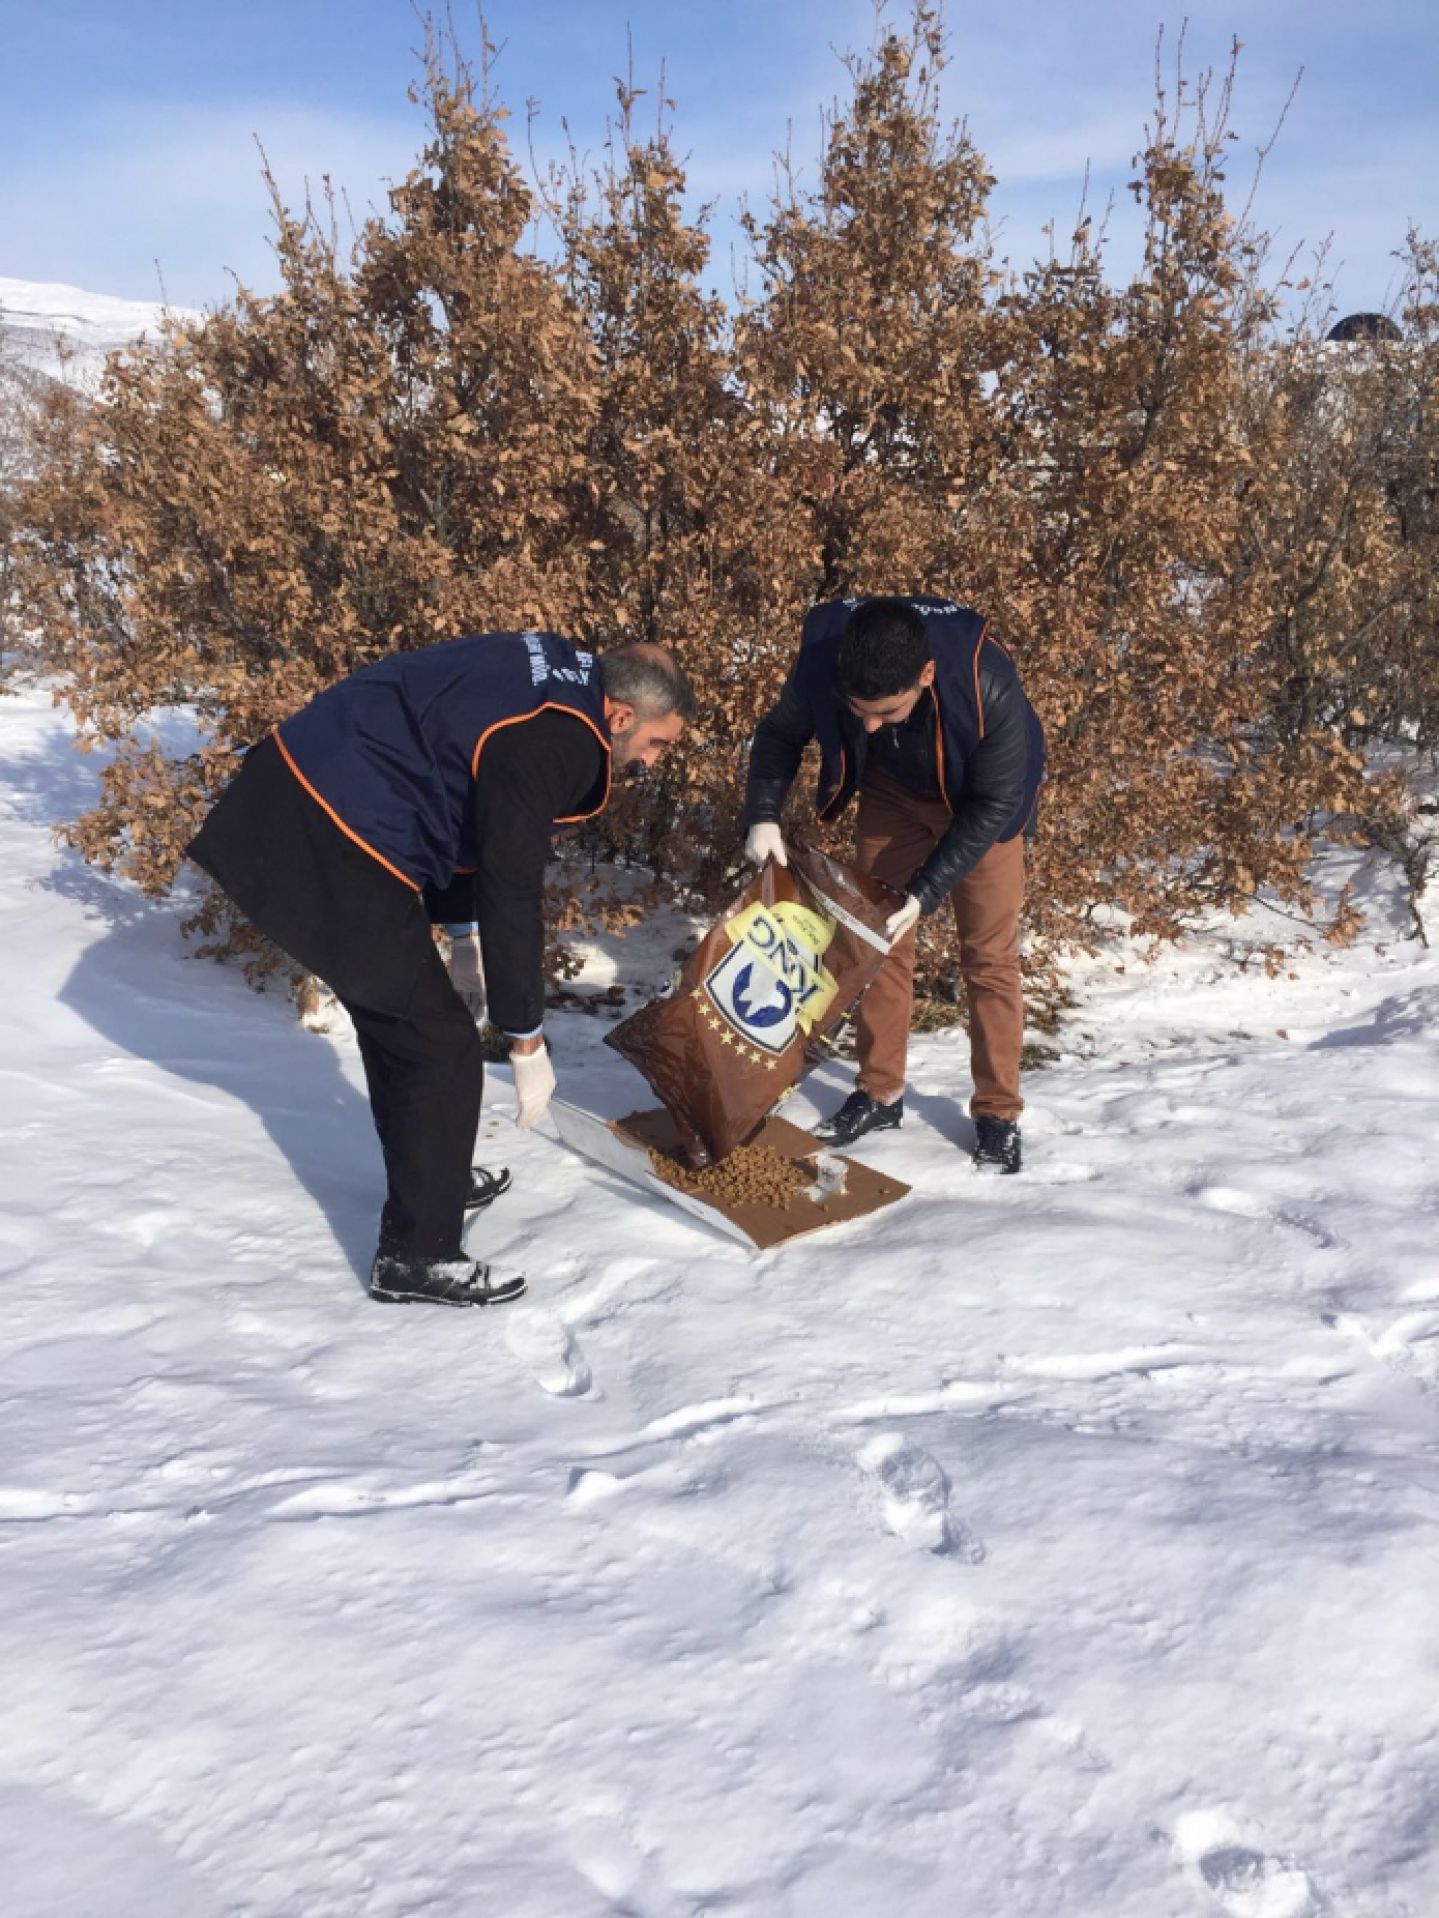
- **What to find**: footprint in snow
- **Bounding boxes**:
[1174,1810,1316,1918]
[1329,1309,1439,1394]
[1029,1161,1101,1185]
[857,1435,985,1561]
[1372,1310,1439,1390]
[267,1474,496,1519]
[506,1308,594,1398]
[1192,1185,1340,1250]
[0,1488,94,1523]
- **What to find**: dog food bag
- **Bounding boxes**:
[605,841,899,1165]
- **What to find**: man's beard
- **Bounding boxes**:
[610,725,649,778]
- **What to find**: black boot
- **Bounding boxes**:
[973,1117,1022,1175]
[813,1090,904,1147]
[369,1254,528,1308]
[466,1165,512,1212]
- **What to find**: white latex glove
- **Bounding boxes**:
[884,894,923,945]
[744,822,788,868]
[446,930,487,1021]
[511,1040,556,1129]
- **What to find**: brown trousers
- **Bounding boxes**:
[852,768,1026,1121]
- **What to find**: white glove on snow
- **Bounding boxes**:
[446,930,487,1021]
[744,822,788,868]
[511,1041,557,1129]
[884,894,923,945]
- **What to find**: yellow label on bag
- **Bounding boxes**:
[701,900,839,1055]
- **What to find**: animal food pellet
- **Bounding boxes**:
[648,1143,811,1212]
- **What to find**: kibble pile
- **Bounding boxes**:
[648,1143,811,1211]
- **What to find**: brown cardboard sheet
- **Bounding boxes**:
[612,1109,910,1250]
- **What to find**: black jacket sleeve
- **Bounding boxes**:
[742,668,816,829]
[909,658,1030,912]
[424,869,480,928]
[470,712,605,1033]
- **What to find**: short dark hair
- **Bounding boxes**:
[599,643,698,723]
[835,599,930,702]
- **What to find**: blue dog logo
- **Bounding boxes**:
[730,963,792,1030]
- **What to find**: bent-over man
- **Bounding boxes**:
[189,632,694,1304]
[742,596,1043,1172]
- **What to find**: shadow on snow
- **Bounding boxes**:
[50,853,379,1290]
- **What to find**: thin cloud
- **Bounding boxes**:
[1,1,1433,321]
[1,101,418,307]
[983,108,1143,186]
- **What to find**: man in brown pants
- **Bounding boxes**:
[742,596,1044,1172]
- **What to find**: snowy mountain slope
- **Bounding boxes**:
[1,681,1437,1917]
[0,275,191,388]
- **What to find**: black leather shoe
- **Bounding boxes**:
[812,1090,904,1147]
[465,1165,513,1211]
[369,1255,528,1307]
[973,1117,1022,1174]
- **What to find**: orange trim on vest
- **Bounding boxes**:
[273,730,422,892]
[972,622,989,739]
[470,701,613,824]
[929,685,954,815]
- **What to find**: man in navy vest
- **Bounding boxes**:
[742,596,1044,1172]
[189,633,695,1305]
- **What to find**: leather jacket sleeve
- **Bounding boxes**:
[910,655,1030,912]
[742,669,816,829]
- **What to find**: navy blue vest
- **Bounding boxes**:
[797,597,1044,838]
[276,632,612,891]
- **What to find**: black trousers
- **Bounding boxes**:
[344,954,484,1262]
[188,738,484,1263]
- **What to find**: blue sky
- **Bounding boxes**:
[1,1,1435,317]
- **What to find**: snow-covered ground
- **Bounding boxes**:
[2,680,1437,1918]
[0,276,187,389]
